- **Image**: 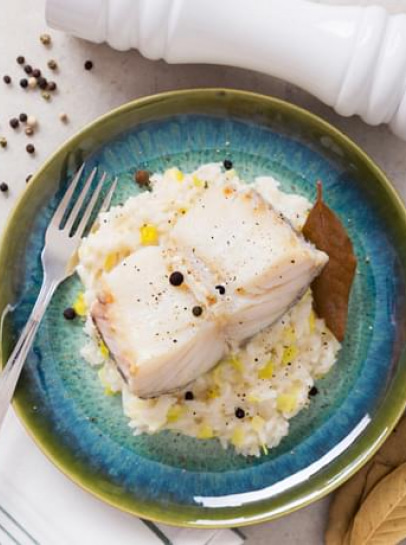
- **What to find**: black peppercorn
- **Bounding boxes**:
[19,113,28,123]
[16,56,25,65]
[215,285,226,295]
[26,144,35,154]
[0,182,9,193]
[192,306,203,317]
[32,68,41,78]
[235,407,245,419]
[24,65,33,75]
[169,271,184,286]
[47,81,57,91]
[184,391,194,401]
[309,386,319,397]
[19,78,28,89]
[223,159,233,170]
[63,307,77,320]
[37,77,48,90]
[3,75,11,84]
[84,60,94,70]
[9,118,19,129]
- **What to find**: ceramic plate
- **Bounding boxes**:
[1,90,406,528]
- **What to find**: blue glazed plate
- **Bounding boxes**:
[1,89,406,527]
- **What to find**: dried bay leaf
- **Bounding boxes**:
[303,182,357,342]
[349,461,406,545]
[326,462,375,545]
[326,417,406,545]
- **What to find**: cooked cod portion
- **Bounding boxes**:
[169,185,328,343]
[92,183,328,398]
[91,246,225,398]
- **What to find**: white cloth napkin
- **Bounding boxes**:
[0,410,244,545]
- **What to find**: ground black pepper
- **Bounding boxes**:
[309,386,319,397]
[84,60,94,71]
[169,271,184,286]
[184,391,194,401]
[235,407,245,419]
[215,285,226,295]
[0,182,9,193]
[223,159,233,170]
[26,174,32,183]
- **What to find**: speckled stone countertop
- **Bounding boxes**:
[1,1,406,543]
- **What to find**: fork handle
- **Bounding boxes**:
[0,277,58,430]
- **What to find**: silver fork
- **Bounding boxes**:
[0,164,117,430]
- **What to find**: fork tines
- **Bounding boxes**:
[50,164,117,238]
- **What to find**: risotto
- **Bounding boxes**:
[76,163,340,457]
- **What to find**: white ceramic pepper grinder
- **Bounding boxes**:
[46,0,406,140]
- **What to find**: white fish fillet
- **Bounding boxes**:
[92,246,225,398]
[169,185,328,344]
[92,184,328,397]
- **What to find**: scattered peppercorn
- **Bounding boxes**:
[19,78,28,89]
[16,56,25,65]
[184,391,194,401]
[309,386,319,397]
[192,306,203,317]
[19,113,28,123]
[134,169,150,187]
[223,159,233,170]
[24,65,33,75]
[63,307,77,320]
[235,407,245,419]
[84,60,94,70]
[47,81,57,91]
[32,68,41,78]
[25,127,34,136]
[215,284,226,295]
[0,137,7,148]
[28,77,37,89]
[41,91,51,101]
[0,182,9,193]
[9,118,19,129]
[3,75,11,84]
[27,115,37,128]
[40,33,52,46]
[59,112,68,123]
[26,174,32,183]
[47,59,58,71]
[37,76,48,90]
[26,143,35,154]
[169,271,184,286]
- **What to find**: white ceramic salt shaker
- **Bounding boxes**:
[46,0,406,140]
